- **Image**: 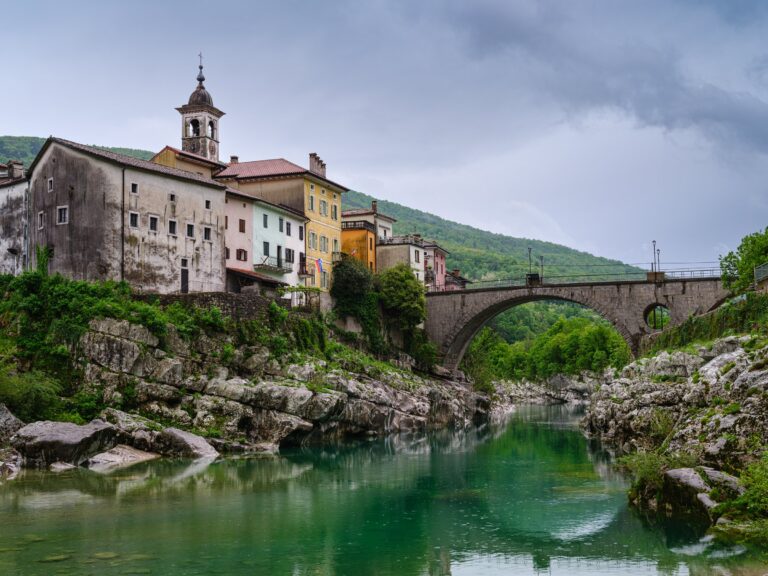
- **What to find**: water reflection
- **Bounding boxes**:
[0,405,764,575]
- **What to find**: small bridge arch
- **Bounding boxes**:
[424,278,729,371]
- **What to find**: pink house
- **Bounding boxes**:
[424,241,448,291]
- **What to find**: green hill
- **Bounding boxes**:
[0,136,154,166]
[343,190,642,284]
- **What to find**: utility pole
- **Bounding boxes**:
[528,246,532,274]
[652,240,656,273]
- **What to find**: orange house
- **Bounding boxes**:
[341,220,376,272]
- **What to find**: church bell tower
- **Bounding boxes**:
[176,56,225,161]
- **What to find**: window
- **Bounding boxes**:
[286,222,292,236]
[285,248,295,263]
[129,212,139,228]
[47,178,53,193]
[181,258,188,268]
[225,215,228,229]
[309,195,315,211]
[321,188,326,195]
[169,193,176,202]
[204,226,211,241]
[309,232,317,250]
[279,217,284,232]
[205,199,211,210]
[320,235,328,252]
[369,237,373,250]
[225,247,230,259]
[263,214,268,228]
[186,223,194,238]
[310,183,315,192]
[131,183,138,194]
[149,215,158,232]
[263,241,270,257]
[236,249,248,261]
[37,211,45,230]
[320,200,327,216]
[56,205,69,225]
[415,250,420,263]
[239,219,246,233]
[168,219,177,235]
[333,238,339,252]
[321,271,328,289]
[299,226,304,241]
[331,204,338,220]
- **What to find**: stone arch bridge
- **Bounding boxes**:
[425,278,729,371]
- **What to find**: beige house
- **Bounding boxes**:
[28,138,227,293]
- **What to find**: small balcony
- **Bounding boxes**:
[341,220,376,233]
[254,256,292,274]
[332,251,343,263]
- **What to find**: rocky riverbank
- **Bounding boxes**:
[582,335,768,539]
[0,317,495,477]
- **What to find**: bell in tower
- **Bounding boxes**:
[176,55,225,161]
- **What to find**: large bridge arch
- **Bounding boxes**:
[424,279,729,371]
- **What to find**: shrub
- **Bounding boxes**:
[734,452,768,517]
[0,366,61,422]
[378,264,426,332]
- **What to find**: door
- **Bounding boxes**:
[181,269,189,294]
[277,246,283,268]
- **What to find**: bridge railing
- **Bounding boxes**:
[427,268,723,292]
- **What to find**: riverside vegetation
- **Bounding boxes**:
[0,251,491,476]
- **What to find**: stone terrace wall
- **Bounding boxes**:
[135,292,274,322]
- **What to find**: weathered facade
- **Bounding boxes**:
[341,200,397,272]
[0,161,28,275]
[377,235,430,282]
[424,241,448,291]
[28,138,227,293]
[342,200,396,241]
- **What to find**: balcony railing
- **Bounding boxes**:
[756,262,768,284]
[341,220,376,233]
[254,256,292,274]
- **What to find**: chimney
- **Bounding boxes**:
[8,160,24,180]
[230,155,239,164]
[371,200,378,213]
[309,152,326,177]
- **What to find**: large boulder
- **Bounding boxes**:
[87,444,160,473]
[0,404,24,445]
[153,427,219,459]
[11,420,117,468]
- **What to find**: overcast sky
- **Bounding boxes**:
[3,0,767,267]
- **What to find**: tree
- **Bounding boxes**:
[721,227,768,293]
[330,254,373,317]
[377,264,426,331]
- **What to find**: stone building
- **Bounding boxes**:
[377,234,431,283]
[27,138,227,293]
[0,160,28,275]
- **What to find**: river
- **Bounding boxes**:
[0,405,765,575]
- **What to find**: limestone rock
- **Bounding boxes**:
[11,420,117,468]
[87,444,160,473]
[0,404,24,445]
[89,318,159,348]
[79,331,142,374]
[49,462,76,473]
[0,448,21,480]
[154,428,219,459]
[665,468,710,493]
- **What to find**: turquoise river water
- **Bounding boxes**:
[0,405,766,575]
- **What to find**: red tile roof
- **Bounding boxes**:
[217,158,306,179]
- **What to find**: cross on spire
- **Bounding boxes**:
[196,52,205,84]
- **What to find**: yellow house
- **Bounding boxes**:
[152,145,226,179]
[214,153,347,291]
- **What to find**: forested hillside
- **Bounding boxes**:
[343,190,642,283]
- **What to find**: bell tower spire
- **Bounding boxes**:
[175,55,225,161]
